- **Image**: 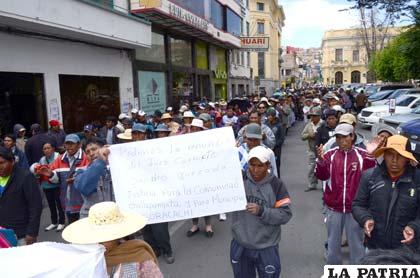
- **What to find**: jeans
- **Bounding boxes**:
[143,223,172,255]
[43,187,65,225]
[230,239,281,278]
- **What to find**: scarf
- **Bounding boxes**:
[105,240,157,273]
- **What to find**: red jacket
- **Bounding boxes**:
[315,146,376,213]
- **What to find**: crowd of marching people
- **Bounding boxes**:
[0,85,419,277]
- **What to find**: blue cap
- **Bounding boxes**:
[154,124,170,132]
[83,124,93,132]
[65,134,80,143]
[132,123,146,133]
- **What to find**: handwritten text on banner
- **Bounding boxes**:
[109,127,246,224]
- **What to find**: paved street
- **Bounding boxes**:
[38,120,343,278]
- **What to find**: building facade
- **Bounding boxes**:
[131,0,242,113]
[0,0,151,133]
[229,0,253,98]
[321,27,401,85]
[249,0,285,95]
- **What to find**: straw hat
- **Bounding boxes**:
[117,129,132,140]
[62,202,147,244]
[191,118,206,130]
[374,135,418,162]
[161,113,172,120]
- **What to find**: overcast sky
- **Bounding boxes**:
[280,0,360,48]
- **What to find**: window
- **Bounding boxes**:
[246,22,250,36]
[170,37,192,67]
[91,0,113,8]
[257,22,265,34]
[257,2,264,11]
[258,52,265,78]
[240,52,244,66]
[170,0,205,18]
[136,32,165,63]
[236,51,240,65]
[211,0,224,30]
[247,52,250,67]
[246,0,249,8]
[352,50,359,62]
[227,8,242,37]
[335,48,343,62]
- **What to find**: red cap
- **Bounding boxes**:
[49,120,60,127]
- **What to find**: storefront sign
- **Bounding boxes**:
[138,71,166,115]
[241,36,269,51]
[109,127,246,224]
[168,3,209,31]
[213,68,227,80]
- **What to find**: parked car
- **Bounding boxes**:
[357,94,420,126]
[367,90,395,105]
[365,84,414,96]
[370,88,420,106]
[397,119,420,163]
[379,106,420,129]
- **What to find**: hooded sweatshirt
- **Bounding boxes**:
[231,171,292,249]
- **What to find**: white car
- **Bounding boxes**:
[357,94,420,126]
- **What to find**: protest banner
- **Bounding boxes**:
[0,242,107,278]
[109,127,246,224]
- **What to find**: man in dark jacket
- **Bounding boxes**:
[353,135,420,251]
[25,124,57,165]
[0,147,42,245]
[266,108,285,177]
[99,116,120,145]
[315,109,338,147]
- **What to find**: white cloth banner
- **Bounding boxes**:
[109,127,246,224]
[0,242,107,277]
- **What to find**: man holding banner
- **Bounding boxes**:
[230,146,292,278]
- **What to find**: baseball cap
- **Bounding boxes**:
[166,106,173,112]
[84,124,93,132]
[183,111,195,118]
[340,113,357,125]
[138,110,146,117]
[131,108,138,114]
[49,120,60,127]
[118,113,129,120]
[308,106,322,116]
[179,105,188,113]
[332,105,345,113]
[247,146,270,163]
[245,123,262,140]
[335,124,354,136]
[374,135,418,162]
[132,123,146,133]
[65,134,81,143]
[324,109,338,118]
[154,124,170,133]
[199,113,212,122]
[153,110,162,118]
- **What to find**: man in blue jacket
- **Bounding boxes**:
[74,137,115,218]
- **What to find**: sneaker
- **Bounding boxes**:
[56,224,65,232]
[45,224,57,231]
[163,252,175,264]
[219,213,227,221]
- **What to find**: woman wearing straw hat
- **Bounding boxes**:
[62,201,163,277]
[353,135,420,251]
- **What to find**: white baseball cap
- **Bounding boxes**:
[335,123,354,136]
[131,108,138,114]
[247,146,270,163]
[138,110,146,116]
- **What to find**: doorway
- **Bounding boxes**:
[0,72,46,135]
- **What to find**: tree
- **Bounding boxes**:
[370,9,420,81]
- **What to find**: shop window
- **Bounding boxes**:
[0,72,46,135]
[196,41,208,70]
[138,71,167,115]
[211,0,224,30]
[59,75,120,133]
[173,72,194,107]
[257,22,265,34]
[170,37,192,67]
[257,2,264,11]
[90,0,113,8]
[136,32,165,63]
[170,0,205,18]
[258,52,265,78]
[227,8,242,37]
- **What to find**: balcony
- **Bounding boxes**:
[0,0,151,49]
